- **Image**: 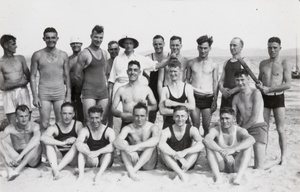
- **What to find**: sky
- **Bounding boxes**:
[0,0,299,57]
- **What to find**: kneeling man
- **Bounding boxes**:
[0,105,41,181]
[113,102,159,181]
[76,106,115,182]
[159,106,204,181]
[203,107,255,185]
[41,102,83,180]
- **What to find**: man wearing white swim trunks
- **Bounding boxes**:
[0,34,31,124]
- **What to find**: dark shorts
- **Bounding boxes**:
[17,149,42,168]
[247,122,268,144]
[194,93,213,109]
[262,94,285,109]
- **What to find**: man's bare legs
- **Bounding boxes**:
[206,148,225,183]
[94,152,113,183]
[191,108,212,136]
[40,100,63,131]
[233,147,251,185]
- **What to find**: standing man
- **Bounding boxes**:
[159,106,204,181]
[0,105,41,181]
[186,35,219,136]
[113,102,159,181]
[203,107,255,185]
[112,60,157,129]
[218,37,244,108]
[69,36,84,122]
[76,106,115,182]
[158,35,188,88]
[232,69,280,169]
[41,102,83,180]
[146,35,169,123]
[159,60,195,129]
[75,25,109,125]
[31,27,71,130]
[257,37,291,165]
[0,35,31,124]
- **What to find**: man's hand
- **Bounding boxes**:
[11,155,22,167]
[126,145,139,153]
[175,151,187,159]
[220,87,231,98]
[32,96,41,108]
[224,155,235,166]
[164,99,173,108]
[128,152,139,164]
[63,137,76,146]
[211,100,217,113]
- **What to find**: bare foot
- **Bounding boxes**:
[178,172,188,182]
[8,169,19,181]
[280,157,287,166]
[53,174,63,180]
[233,178,241,185]
[264,157,281,170]
[128,172,140,181]
[77,174,84,181]
[214,176,223,184]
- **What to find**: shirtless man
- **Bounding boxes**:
[69,36,84,122]
[30,27,71,130]
[158,35,188,88]
[159,106,204,181]
[76,106,115,182]
[75,25,109,125]
[0,35,31,124]
[114,102,159,181]
[146,35,169,123]
[0,105,41,181]
[203,107,255,185]
[41,102,83,180]
[112,60,157,130]
[159,59,195,129]
[257,37,291,165]
[186,35,219,136]
[232,69,280,169]
[218,37,245,108]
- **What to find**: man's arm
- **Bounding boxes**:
[20,55,30,81]
[73,50,88,90]
[203,127,223,152]
[242,90,263,129]
[40,125,70,146]
[63,53,71,102]
[158,128,177,156]
[91,128,115,157]
[113,126,131,151]
[0,126,13,161]
[211,63,219,112]
[30,52,41,107]
[146,87,158,112]
[75,128,90,155]
[159,87,174,115]
[157,67,165,99]
[233,128,255,152]
[218,61,231,98]
[185,60,192,84]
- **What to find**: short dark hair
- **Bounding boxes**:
[128,60,141,69]
[43,27,58,36]
[133,102,148,114]
[170,36,182,43]
[232,37,244,47]
[108,40,118,47]
[173,106,188,114]
[268,37,281,45]
[153,35,164,41]
[220,107,235,116]
[168,58,181,69]
[234,69,249,78]
[196,35,213,47]
[15,105,30,114]
[61,102,75,111]
[0,34,16,48]
[88,106,103,115]
[92,25,104,34]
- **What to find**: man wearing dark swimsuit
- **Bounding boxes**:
[41,102,83,180]
[76,106,115,183]
[159,106,204,181]
[159,59,195,129]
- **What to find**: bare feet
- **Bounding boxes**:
[7,169,19,181]
[52,170,62,180]
[128,172,140,181]
[178,171,188,182]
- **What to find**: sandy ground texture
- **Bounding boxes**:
[0,79,300,192]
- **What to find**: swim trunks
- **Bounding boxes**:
[38,84,65,101]
[194,92,213,109]
[247,122,268,144]
[262,94,285,109]
[3,87,31,114]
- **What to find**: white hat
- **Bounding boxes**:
[70,36,82,44]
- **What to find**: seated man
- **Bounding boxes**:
[76,106,115,182]
[113,102,159,181]
[203,107,255,185]
[0,105,41,181]
[159,106,204,182]
[41,102,83,180]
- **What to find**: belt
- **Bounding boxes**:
[265,91,283,96]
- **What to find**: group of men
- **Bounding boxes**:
[0,24,291,184]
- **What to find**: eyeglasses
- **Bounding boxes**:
[109,48,118,51]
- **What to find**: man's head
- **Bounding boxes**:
[90,25,104,48]
[268,37,281,58]
[70,36,82,54]
[127,60,141,82]
[88,106,103,128]
[173,106,189,127]
[168,59,181,82]
[118,36,139,53]
[15,105,30,127]
[60,102,75,124]
[0,34,17,53]
[197,35,213,59]
[219,107,235,129]
[133,102,148,127]
[43,27,59,48]
[108,41,120,59]
[230,37,243,56]
[170,36,182,55]
[153,35,165,54]
[234,69,250,89]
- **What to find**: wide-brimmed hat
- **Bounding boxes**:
[70,36,82,44]
[118,36,139,49]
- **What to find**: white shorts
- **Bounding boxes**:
[2,87,31,114]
